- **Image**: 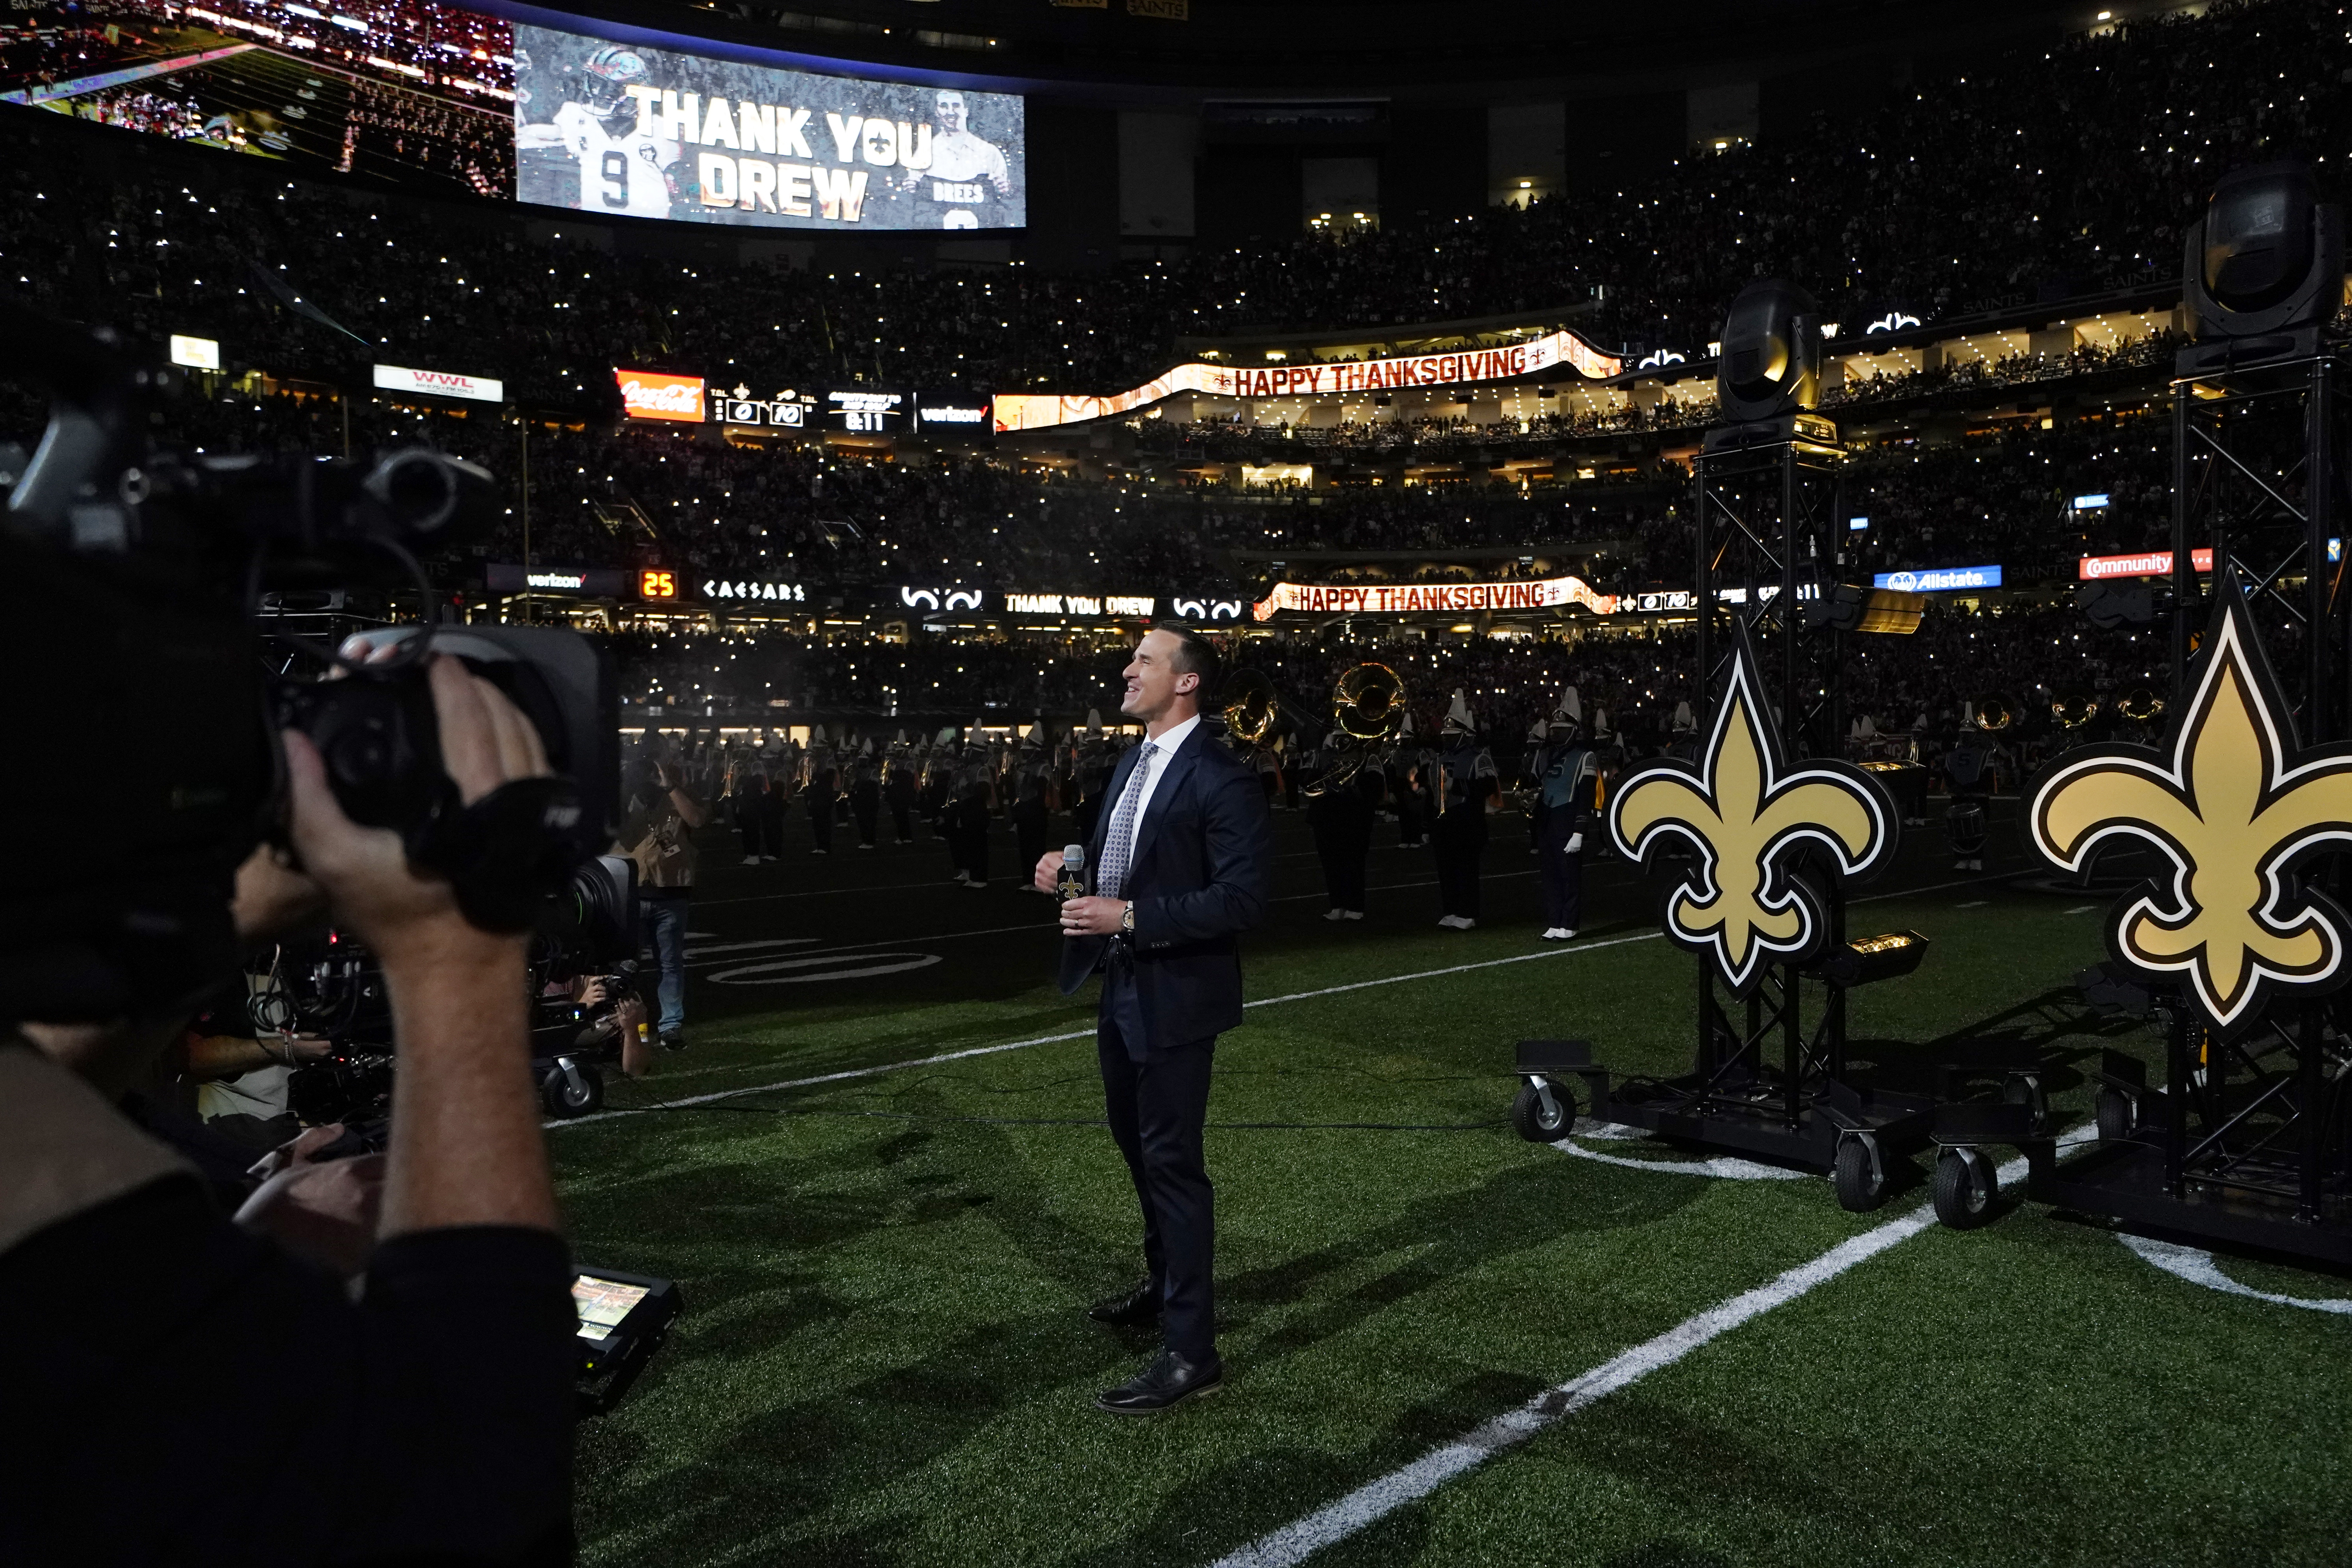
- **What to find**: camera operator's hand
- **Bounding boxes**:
[282,653,549,967]
[232,840,325,945]
[283,652,558,1238]
[617,996,652,1079]
[235,1131,388,1281]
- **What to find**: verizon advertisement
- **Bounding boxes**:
[514,25,1025,229]
[1251,575,1619,621]
[375,363,504,403]
[616,368,706,422]
[993,329,1624,433]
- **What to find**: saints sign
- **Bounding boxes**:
[1610,633,1898,991]
[2032,590,2352,1032]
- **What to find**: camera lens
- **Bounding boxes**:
[363,448,459,537]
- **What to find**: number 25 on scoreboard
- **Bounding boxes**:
[640,569,678,600]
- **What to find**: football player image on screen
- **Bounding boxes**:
[515,45,680,219]
[900,90,1012,229]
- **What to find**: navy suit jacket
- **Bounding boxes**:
[1056,723,1273,1053]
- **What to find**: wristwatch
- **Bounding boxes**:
[1120,902,1136,934]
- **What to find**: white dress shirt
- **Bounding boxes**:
[1111,713,1201,890]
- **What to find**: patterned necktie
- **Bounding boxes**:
[1096,743,1157,900]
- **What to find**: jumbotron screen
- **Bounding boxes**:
[0,0,1026,231]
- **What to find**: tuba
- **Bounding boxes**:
[1306,663,1408,797]
[1221,668,1281,749]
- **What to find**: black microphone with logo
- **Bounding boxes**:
[1057,844,1088,908]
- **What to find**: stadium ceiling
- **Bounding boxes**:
[539,0,2132,95]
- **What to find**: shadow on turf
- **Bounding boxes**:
[1844,984,2149,1100]
[570,1103,1704,1566]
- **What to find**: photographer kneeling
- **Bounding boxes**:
[1,655,578,1567]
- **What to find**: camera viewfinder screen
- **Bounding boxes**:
[573,1275,650,1339]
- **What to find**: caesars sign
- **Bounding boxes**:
[1252,575,1619,621]
[617,368,706,422]
[994,329,1626,433]
[514,25,1025,230]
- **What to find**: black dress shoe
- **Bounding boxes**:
[1094,1350,1223,1415]
[1087,1277,1161,1327]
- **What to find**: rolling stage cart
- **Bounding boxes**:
[1512,929,1942,1213]
[1928,177,2352,1256]
[1508,280,1953,1213]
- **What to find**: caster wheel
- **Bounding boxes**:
[1510,1078,1576,1143]
[2002,1074,2049,1124]
[1932,1146,1998,1229]
[2094,1085,2134,1142]
[542,1062,605,1118]
[1832,1135,1886,1212]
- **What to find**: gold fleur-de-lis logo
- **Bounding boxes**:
[1609,634,1897,991]
[2031,593,2352,1031]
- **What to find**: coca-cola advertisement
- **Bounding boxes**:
[614,367,706,423]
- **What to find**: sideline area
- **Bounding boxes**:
[552,812,2352,1566]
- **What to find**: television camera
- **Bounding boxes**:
[0,301,617,1023]
[1,307,677,1410]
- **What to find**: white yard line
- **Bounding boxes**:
[552,930,1658,1128]
[694,847,1334,906]
[680,877,1545,969]
[1207,1128,2096,1568]
[559,873,2005,1122]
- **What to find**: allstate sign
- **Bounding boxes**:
[1873,565,2002,593]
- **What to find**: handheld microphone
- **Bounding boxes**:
[1057,844,1087,902]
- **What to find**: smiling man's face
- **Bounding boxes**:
[1120,629,1196,724]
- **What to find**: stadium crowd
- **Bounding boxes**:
[0,0,2334,413]
[0,364,2192,598]
[609,599,2169,767]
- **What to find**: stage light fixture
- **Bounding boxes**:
[1714,279,1823,424]
[2181,162,2344,361]
[1809,929,1931,989]
[1807,584,1925,635]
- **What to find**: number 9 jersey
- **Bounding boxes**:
[553,102,676,219]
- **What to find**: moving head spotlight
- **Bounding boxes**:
[2182,162,2344,367]
[1715,279,1823,424]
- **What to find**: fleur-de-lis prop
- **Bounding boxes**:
[1610,632,1898,991]
[2031,587,2352,1032]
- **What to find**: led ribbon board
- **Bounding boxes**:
[1608,632,1898,992]
[1250,574,1618,620]
[2030,589,2352,1032]
[992,329,1626,433]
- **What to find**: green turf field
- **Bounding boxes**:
[552,805,2352,1567]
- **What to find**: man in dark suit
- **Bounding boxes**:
[1033,624,1271,1415]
